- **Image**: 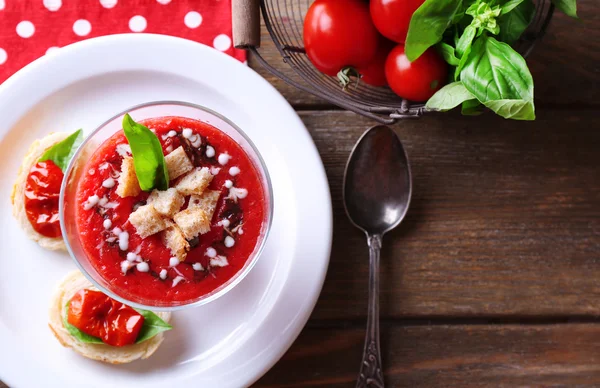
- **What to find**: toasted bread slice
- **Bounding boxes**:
[116,156,141,198]
[148,188,184,217]
[189,190,221,221]
[48,271,172,364]
[11,132,69,251]
[174,167,213,196]
[129,204,169,238]
[162,225,190,261]
[173,207,211,240]
[165,146,193,180]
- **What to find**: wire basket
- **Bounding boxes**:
[234,0,555,124]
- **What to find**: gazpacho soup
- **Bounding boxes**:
[75,116,267,305]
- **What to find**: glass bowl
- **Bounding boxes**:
[59,101,274,311]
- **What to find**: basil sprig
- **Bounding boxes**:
[122,113,169,191]
[38,129,83,172]
[406,0,578,120]
[63,302,172,345]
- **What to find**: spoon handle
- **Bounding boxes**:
[356,234,385,388]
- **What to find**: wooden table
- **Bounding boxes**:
[2,2,599,387]
[250,2,600,386]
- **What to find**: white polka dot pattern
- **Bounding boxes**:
[73,19,92,36]
[46,46,60,55]
[129,15,147,32]
[0,0,247,83]
[213,34,232,52]
[99,0,118,8]
[43,0,62,11]
[16,21,35,38]
[184,11,202,29]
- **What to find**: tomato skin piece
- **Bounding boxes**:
[104,302,145,347]
[370,0,425,44]
[24,160,63,238]
[385,45,448,102]
[304,0,379,76]
[359,39,395,87]
[67,289,112,339]
[67,289,145,347]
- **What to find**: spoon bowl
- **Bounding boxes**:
[344,125,412,235]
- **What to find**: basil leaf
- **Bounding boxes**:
[426,81,476,111]
[63,303,104,344]
[461,99,484,115]
[38,129,83,172]
[134,309,173,343]
[551,0,577,18]
[456,25,477,57]
[497,0,535,44]
[453,26,461,46]
[122,114,169,191]
[501,0,527,15]
[461,35,535,120]
[63,303,172,345]
[437,42,460,66]
[483,99,536,120]
[454,44,472,79]
[405,0,463,62]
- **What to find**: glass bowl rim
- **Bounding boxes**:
[59,100,274,311]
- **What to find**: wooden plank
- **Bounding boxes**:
[254,324,600,387]
[302,109,600,319]
[249,0,600,108]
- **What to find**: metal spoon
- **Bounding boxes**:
[343,125,412,388]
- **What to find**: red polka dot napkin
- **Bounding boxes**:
[0,0,246,84]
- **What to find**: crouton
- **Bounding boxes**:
[173,207,211,240]
[116,156,141,198]
[162,225,190,261]
[147,188,184,217]
[175,167,213,196]
[189,190,221,221]
[165,146,193,180]
[129,204,169,238]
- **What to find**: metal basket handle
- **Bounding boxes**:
[232,0,261,49]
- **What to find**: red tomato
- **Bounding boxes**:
[104,302,145,347]
[24,160,63,238]
[304,0,379,77]
[370,0,425,43]
[68,289,112,339]
[385,45,448,102]
[67,289,145,347]
[359,39,395,87]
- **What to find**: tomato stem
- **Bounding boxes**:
[337,67,362,89]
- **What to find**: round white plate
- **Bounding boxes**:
[0,34,332,388]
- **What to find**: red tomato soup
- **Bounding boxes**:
[75,117,266,304]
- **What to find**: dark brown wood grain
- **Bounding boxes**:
[302,109,600,319]
[250,0,600,107]
[255,324,600,387]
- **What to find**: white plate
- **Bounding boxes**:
[0,34,332,388]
